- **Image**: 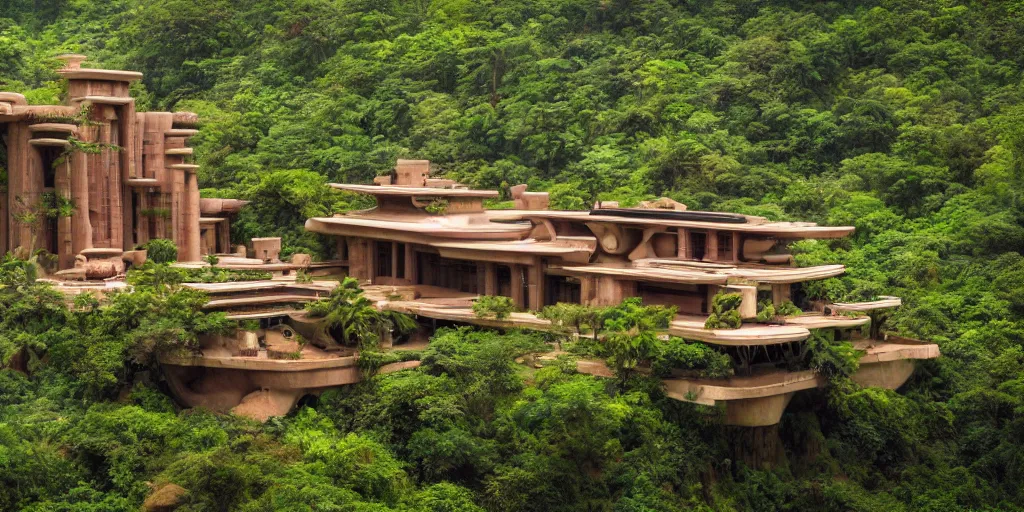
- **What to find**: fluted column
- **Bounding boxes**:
[70,142,93,255]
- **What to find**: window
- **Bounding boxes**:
[718,232,733,261]
[545,275,581,306]
[395,243,406,279]
[376,241,393,277]
[417,252,479,293]
[689,231,707,260]
[496,265,512,297]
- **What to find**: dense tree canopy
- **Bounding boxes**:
[3,0,1024,510]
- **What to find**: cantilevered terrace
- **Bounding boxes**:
[297,160,939,426]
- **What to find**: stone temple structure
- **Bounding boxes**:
[151,159,941,425]
[0,55,241,271]
[296,159,940,427]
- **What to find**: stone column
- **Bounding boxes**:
[102,106,123,250]
[732,232,742,263]
[706,230,718,262]
[6,122,25,251]
[404,243,416,283]
[510,264,525,309]
[527,259,544,311]
[134,190,150,246]
[182,169,201,261]
[70,143,92,255]
[484,262,497,296]
[772,284,791,306]
[580,276,597,306]
[54,158,74,268]
[677,228,689,260]
[9,123,45,251]
[346,239,370,281]
[725,284,758,319]
[170,161,184,249]
[218,219,231,254]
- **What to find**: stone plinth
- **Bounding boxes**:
[252,237,282,262]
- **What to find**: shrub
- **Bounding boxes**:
[472,295,516,320]
[776,300,802,316]
[538,303,601,338]
[145,239,178,264]
[806,329,862,382]
[425,198,449,215]
[755,300,777,323]
[652,337,732,378]
[705,292,743,329]
[126,262,272,286]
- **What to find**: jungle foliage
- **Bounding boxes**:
[2,0,1024,510]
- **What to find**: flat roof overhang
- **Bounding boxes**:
[331,183,499,198]
[669,316,811,345]
[783,314,870,330]
[0,104,78,122]
[382,301,556,331]
[305,216,532,242]
[637,259,847,284]
[432,240,595,264]
[184,281,337,295]
[160,353,359,371]
[832,296,902,311]
[487,210,855,239]
[57,68,143,82]
[577,340,939,406]
[559,265,730,285]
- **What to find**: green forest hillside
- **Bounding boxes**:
[2,0,1024,510]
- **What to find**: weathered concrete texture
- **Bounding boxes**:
[159,315,420,421]
[162,356,420,421]
[578,340,936,427]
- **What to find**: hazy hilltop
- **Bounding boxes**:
[2,1,1024,510]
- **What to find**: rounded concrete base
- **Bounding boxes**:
[850,358,916,390]
[724,393,795,427]
[161,359,420,421]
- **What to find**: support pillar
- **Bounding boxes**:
[9,124,45,252]
[484,262,497,296]
[347,239,370,281]
[368,241,379,284]
[101,106,123,250]
[182,169,201,262]
[527,259,544,311]
[677,228,689,260]
[70,144,92,255]
[218,219,230,254]
[732,232,741,263]
[706,229,718,262]
[54,158,74,268]
[772,284,791,307]
[170,164,185,252]
[510,264,525,309]
[404,243,416,282]
[135,191,150,246]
